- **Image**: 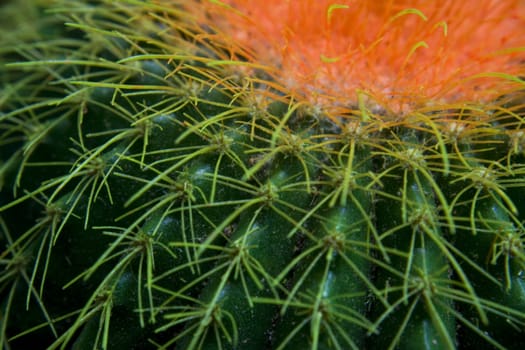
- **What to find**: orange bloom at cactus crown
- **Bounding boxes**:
[191,0,525,113]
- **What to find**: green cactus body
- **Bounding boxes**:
[2,1,525,349]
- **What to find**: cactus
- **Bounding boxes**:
[1,0,525,349]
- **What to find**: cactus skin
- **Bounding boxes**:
[1,1,525,349]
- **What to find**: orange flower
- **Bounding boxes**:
[188,0,525,113]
